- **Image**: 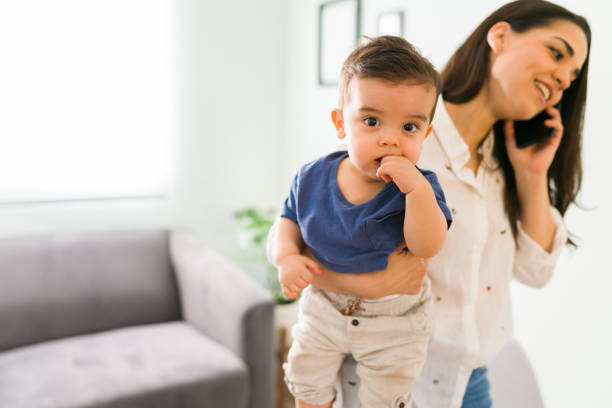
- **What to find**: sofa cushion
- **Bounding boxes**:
[0,229,181,351]
[0,322,248,408]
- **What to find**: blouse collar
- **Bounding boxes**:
[432,99,499,171]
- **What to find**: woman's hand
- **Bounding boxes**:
[305,243,429,299]
[504,105,563,179]
[504,106,561,252]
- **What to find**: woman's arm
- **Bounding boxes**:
[513,206,567,288]
[515,173,556,252]
[503,112,563,253]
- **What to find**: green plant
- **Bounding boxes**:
[234,207,295,304]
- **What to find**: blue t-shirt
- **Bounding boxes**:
[281,150,452,273]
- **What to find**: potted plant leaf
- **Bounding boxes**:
[233,207,296,305]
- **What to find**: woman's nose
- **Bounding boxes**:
[553,68,571,90]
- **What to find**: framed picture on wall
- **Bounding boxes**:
[318,0,361,86]
[360,0,407,40]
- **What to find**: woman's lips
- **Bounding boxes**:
[535,80,551,105]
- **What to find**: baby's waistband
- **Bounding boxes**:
[311,276,431,317]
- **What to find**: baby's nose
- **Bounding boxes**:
[379,132,399,145]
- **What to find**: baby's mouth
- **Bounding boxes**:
[374,157,383,167]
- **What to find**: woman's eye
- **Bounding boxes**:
[403,123,419,132]
[549,46,562,61]
[364,117,378,127]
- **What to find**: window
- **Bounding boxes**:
[0,0,177,203]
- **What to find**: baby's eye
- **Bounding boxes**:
[364,117,378,127]
[548,46,562,61]
[403,123,419,132]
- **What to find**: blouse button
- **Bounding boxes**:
[445,164,451,170]
[451,208,457,215]
[352,319,359,327]
[500,229,507,234]
[433,379,439,385]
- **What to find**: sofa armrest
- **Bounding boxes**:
[169,230,274,408]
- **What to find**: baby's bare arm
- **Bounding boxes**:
[268,218,321,299]
[269,217,303,265]
[376,156,447,258]
[403,182,448,258]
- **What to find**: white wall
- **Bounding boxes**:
[511,1,612,406]
[172,0,287,254]
[0,0,287,257]
[283,1,611,407]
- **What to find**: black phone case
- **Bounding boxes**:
[511,102,561,148]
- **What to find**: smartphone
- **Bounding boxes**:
[512,102,561,148]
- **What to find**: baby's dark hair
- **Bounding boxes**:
[339,35,441,120]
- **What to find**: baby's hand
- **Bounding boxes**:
[376,155,426,194]
[277,254,322,299]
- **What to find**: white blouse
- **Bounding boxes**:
[412,100,568,408]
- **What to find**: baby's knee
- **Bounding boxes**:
[283,342,343,406]
[284,373,336,407]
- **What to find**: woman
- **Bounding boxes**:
[268,1,591,406]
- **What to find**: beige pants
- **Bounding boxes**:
[283,277,433,408]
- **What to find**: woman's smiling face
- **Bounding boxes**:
[487,19,588,120]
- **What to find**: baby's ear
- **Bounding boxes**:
[425,124,433,138]
[331,109,345,139]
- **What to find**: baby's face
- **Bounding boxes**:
[336,77,436,182]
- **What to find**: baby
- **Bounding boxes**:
[272,36,452,408]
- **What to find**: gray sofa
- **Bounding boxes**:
[0,229,274,408]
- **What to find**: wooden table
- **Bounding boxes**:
[275,301,299,408]
[276,326,294,408]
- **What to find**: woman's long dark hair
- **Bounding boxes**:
[442,0,591,247]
